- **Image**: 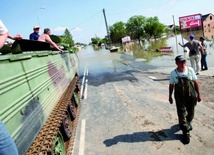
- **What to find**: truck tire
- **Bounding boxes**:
[68,99,77,121]
[60,110,72,141]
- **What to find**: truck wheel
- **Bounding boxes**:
[48,132,66,155]
[60,110,72,141]
[73,91,79,107]
[68,99,77,120]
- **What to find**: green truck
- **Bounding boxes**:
[0,38,80,155]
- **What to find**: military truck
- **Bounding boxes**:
[0,38,80,155]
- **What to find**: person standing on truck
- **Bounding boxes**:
[169,55,202,144]
[178,34,204,75]
[29,26,40,40]
[0,20,22,48]
[38,28,64,53]
[0,20,19,155]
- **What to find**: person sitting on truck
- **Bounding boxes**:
[29,26,40,40]
[38,28,64,53]
[0,20,22,49]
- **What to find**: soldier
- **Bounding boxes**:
[169,55,202,144]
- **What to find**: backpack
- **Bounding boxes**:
[174,68,197,100]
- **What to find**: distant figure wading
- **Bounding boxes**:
[38,28,64,53]
[178,34,204,75]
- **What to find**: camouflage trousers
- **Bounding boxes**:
[175,91,197,132]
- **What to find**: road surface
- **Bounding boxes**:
[73,46,214,155]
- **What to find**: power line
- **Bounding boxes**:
[72,10,102,28]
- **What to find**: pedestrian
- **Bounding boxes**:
[29,26,40,40]
[0,20,22,48]
[169,55,202,144]
[38,28,64,53]
[199,36,208,71]
[179,34,204,75]
[0,20,19,155]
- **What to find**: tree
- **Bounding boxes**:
[109,21,127,43]
[144,16,166,40]
[100,38,108,45]
[61,28,74,47]
[91,37,100,45]
[126,15,147,43]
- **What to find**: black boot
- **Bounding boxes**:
[183,131,190,144]
[188,122,193,131]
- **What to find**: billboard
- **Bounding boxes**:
[121,36,131,43]
[179,14,202,30]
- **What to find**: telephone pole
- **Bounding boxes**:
[172,15,178,53]
[103,9,111,45]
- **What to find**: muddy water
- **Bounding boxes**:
[77,46,128,75]
[132,34,214,67]
[77,34,214,76]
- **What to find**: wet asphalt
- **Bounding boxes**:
[72,46,214,155]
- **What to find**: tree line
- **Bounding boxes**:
[91,15,180,45]
[58,28,86,52]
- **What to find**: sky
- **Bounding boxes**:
[1,0,213,44]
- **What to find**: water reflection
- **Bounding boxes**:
[181,30,203,42]
[129,32,214,67]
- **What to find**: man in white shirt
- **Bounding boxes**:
[0,20,22,49]
[169,55,201,144]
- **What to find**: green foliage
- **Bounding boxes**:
[91,37,100,45]
[92,15,166,46]
[126,15,147,42]
[76,42,87,46]
[100,38,108,44]
[71,46,79,52]
[144,16,166,40]
[109,21,127,43]
[61,28,74,47]
[174,25,181,33]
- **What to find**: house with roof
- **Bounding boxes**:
[202,13,214,40]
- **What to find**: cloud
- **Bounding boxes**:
[52,26,67,34]
[70,27,82,32]
[51,27,82,35]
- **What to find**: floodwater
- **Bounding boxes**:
[140,34,214,67]
[77,34,214,76]
[77,46,126,75]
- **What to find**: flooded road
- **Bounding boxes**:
[73,36,214,155]
[77,34,214,76]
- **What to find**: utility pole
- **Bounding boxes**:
[103,8,111,45]
[172,15,178,53]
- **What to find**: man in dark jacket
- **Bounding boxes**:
[29,26,40,40]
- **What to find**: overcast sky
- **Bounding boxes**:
[1,0,213,43]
